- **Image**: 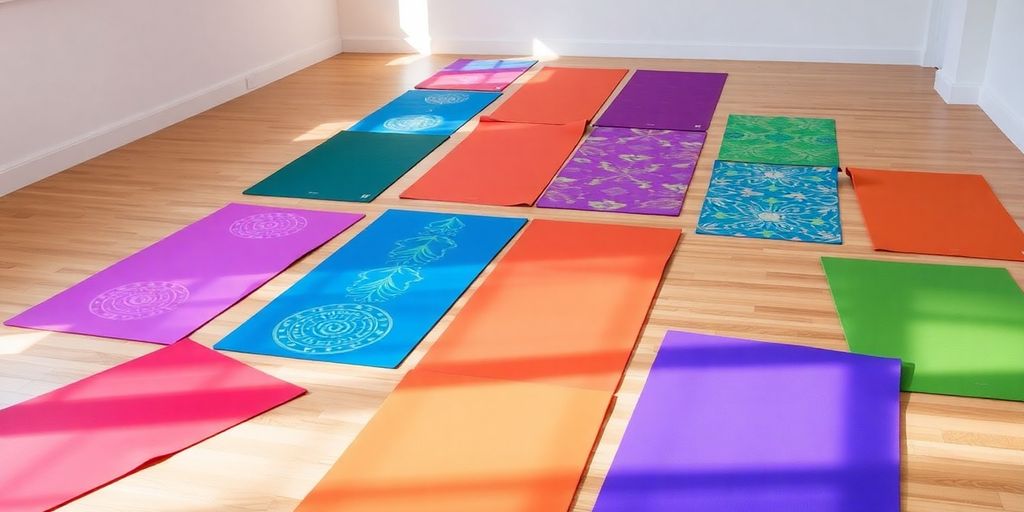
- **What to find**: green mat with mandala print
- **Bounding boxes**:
[718,114,839,167]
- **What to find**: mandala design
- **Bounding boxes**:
[230,212,308,239]
[382,114,444,132]
[717,114,840,167]
[696,161,841,244]
[537,127,705,216]
[424,92,470,105]
[89,281,190,320]
[272,304,393,355]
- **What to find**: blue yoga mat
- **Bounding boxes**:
[214,209,526,367]
[349,90,501,136]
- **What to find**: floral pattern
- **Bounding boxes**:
[718,114,839,167]
[536,127,706,216]
[697,161,842,244]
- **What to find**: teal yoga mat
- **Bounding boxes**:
[244,131,448,203]
[214,209,526,368]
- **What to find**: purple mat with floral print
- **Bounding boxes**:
[537,127,706,216]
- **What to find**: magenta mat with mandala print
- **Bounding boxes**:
[537,127,706,216]
[5,203,362,344]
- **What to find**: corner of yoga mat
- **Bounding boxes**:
[214,209,527,367]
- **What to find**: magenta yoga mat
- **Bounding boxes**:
[594,331,902,512]
[5,203,363,344]
[595,70,727,132]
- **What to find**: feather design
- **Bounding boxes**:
[345,266,423,303]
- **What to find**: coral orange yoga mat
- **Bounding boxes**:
[487,66,628,124]
[417,219,680,393]
[400,119,587,206]
[294,369,613,512]
[848,167,1024,261]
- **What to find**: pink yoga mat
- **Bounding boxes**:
[5,203,363,344]
[0,340,305,512]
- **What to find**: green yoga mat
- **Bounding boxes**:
[822,257,1024,401]
[245,131,448,202]
[719,114,839,167]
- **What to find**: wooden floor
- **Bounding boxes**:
[1,53,1023,511]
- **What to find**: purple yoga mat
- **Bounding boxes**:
[536,127,705,216]
[5,203,363,344]
[593,331,901,512]
[595,70,727,132]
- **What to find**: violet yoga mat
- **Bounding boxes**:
[537,127,705,216]
[593,330,901,512]
[5,203,363,344]
[595,70,728,132]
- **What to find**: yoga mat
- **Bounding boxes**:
[822,257,1024,401]
[718,114,840,167]
[417,219,679,393]
[595,70,728,132]
[847,167,1024,261]
[0,340,305,512]
[537,127,706,216]
[400,118,587,206]
[415,58,537,92]
[487,66,628,124]
[295,369,613,512]
[593,331,901,512]
[349,90,500,136]
[244,131,447,203]
[696,160,841,244]
[5,204,363,344]
[214,210,525,367]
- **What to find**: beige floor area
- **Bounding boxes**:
[0,53,1022,511]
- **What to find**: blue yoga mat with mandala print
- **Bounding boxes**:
[215,209,526,367]
[696,160,842,244]
[348,90,500,136]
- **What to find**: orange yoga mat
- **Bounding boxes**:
[294,369,613,512]
[848,167,1024,261]
[487,66,628,124]
[418,219,680,393]
[400,119,587,206]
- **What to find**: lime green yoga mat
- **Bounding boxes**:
[822,257,1024,401]
[718,114,839,167]
[245,131,448,203]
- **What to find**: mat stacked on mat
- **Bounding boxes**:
[537,70,726,216]
[246,59,523,203]
[5,203,363,343]
[215,209,525,368]
[697,114,843,243]
[402,67,628,206]
[295,219,680,511]
[593,331,902,511]
[416,58,537,91]
[0,340,305,512]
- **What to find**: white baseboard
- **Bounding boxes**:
[0,36,343,196]
[341,36,923,65]
[979,86,1024,154]
[933,68,981,104]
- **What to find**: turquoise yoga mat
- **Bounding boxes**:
[214,209,526,368]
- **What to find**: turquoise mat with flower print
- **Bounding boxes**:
[696,160,842,244]
[718,114,839,167]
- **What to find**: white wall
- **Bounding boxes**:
[0,0,342,195]
[978,0,1024,152]
[338,0,933,64]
